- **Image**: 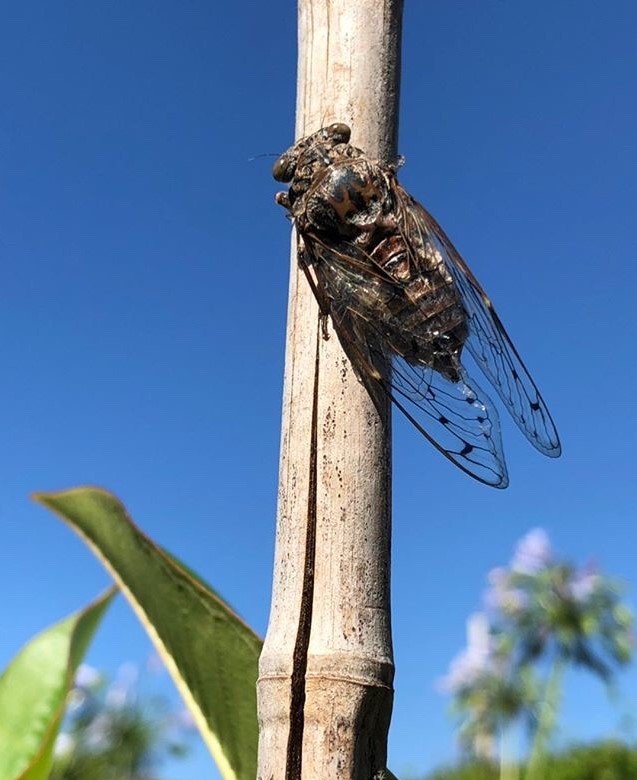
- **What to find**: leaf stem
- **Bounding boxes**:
[525,658,564,780]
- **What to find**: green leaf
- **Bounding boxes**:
[34,486,262,780]
[0,588,116,780]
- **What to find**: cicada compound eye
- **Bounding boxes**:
[328,123,351,144]
[272,153,296,183]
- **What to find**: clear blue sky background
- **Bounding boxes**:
[1,2,636,778]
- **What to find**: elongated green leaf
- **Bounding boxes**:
[0,589,116,780]
[34,487,262,780]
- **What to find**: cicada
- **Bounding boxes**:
[273,123,561,488]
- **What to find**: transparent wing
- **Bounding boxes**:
[378,346,508,487]
[302,234,510,487]
[395,185,561,457]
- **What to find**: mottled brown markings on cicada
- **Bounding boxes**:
[273,122,351,184]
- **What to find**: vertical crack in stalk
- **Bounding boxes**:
[285,318,322,780]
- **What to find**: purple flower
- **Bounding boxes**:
[511,528,552,575]
[105,682,129,709]
[146,650,166,675]
[487,567,509,590]
[105,661,139,708]
[439,613,496,693]
[115,661,139,687]
[170,706,197,733]
[569,562,600,603]
[484,567,528,615]
[73,663,101,689]
[85,713,113,750]
[54,732,75,758]
[66,687,88,712]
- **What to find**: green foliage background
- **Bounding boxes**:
[423,741,637,780]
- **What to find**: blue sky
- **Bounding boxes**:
[1,2,636,777]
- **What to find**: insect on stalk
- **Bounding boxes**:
[273,124,561,488]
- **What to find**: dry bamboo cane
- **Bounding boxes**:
[257,1,403,778]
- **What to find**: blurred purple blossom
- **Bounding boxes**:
[74,663,101,690]
[66,687,88,712]
[439,613,496,693]
[439,527,633,760]
[85,712,113,751]
[171,706,197,732]
[104,661,139,708]
[569,562,600,603]
[53,732,75,758]
[484,567,528,615]
[105,682,130,709]
[510,528,552,575]
[115,661,139,687]
[146,650,166,676]
[57,654,197,773]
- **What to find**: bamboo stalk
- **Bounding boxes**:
[257,2,403,778]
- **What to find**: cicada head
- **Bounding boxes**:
[273,123,351,183]
[273,123,358,216]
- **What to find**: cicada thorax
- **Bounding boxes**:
[300,156,395,239]
[368,229,468,383]
[298,154,469,383]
